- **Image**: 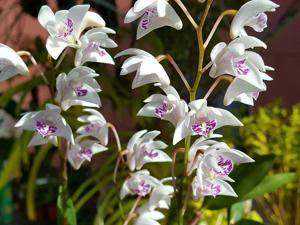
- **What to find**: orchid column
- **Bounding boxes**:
[117,0,279,225]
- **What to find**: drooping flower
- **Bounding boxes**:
[126,130,171,171]
[173,99,242,144]
[74,27,117,66]
[147,181,174,210]
[15,104,74,146]
[138,84,188,126]
[67,135,107,170]
[55,66,101,111]
[38,5,106,59]
[0,44,28,81]
[209,36,273,106]
[125,0,183,39]
[192,173,237,200]
[133,208,165,225]
[187,138,254,176]
[115,48,170,88]
[120,170,161,199]
[76,108,108,145]
[230,0,279,39]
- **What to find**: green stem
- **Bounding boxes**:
[179,1,214,225]
[191,0,213,102]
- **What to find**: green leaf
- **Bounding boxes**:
[243,173,296,200]
[26,144,51,221]
[204,154,275,209]
[0,132,32,188]
[57,186,77,225]
[235,219,266,225]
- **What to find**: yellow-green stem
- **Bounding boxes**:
[179,1,214,225]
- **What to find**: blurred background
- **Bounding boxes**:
[0,0,299,225]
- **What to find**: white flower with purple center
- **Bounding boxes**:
[38,4,106,59]
[124,0,183,39]
[138,85,188,126]
[173,99,242,145]
[0,44,29,81]
[67,135,107,170]
[192,174,237,200]
[15,104,74,146]
[120,170,161,199]
[209,36,274,106]
[187,137,254,177]
[76,108,108,145]
[147,181,174,210]
[126,130,171,171]
[75,27,117,66]
[230,0,279,39]
[56,66,101,111]
[115,48,170,89]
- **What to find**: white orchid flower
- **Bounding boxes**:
[138,84,188,126]
[67,135,107,170]
[0,44,28,81]
[230,0,279,39]
[15,104,74,146]
[120,170,161,199]
[188,138,254,176]
[209,36,273,106]
[76,108,108,145]
[173,99,242,144]
[38,4,106,59]
[126,130,171,171]
[55,66,101,111]
[75,27,117,66]
[134,208,165,225]
[147,182,174,210]
[125,0,183,39]
[192,173,237,200]
[115,48,170,89]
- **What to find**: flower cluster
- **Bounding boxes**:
[117,0,279,224]
[14,4,117,170]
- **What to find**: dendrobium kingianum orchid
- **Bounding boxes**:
[138,84,188,126]
[38,4,117,61]
[56,66,102,110]
[15,104,74,146]
[209,36,273,105]
[125,0,183,39]
[187,137,254,199]
[126,130,171,171]
[4,1,279,224]
[67,135,107,169]
[74,27,117,66]
[0,44,29,81]
[230,0,279,39]
[76,108,108,145]
[173,99,242,144]
[115,48,170,88]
